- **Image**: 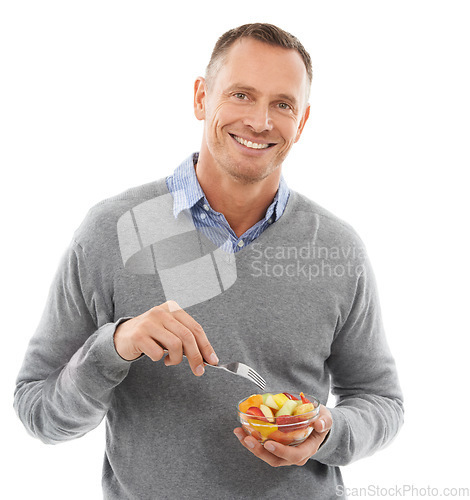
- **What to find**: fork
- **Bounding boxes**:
[163,350,266,390]
[206,361,266,390]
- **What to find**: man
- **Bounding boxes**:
[14,23,403,499]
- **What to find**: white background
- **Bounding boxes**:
[1,1,469,498]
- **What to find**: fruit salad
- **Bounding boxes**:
[237,392,320,446]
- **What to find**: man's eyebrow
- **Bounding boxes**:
[277,93,299,107]
[225,84,258,94]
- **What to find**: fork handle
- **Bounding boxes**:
[161,349,215,366]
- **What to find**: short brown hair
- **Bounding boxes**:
[205,23,312,99]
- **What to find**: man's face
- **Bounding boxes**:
[195,38,310,184]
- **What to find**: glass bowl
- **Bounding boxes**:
[237,392,320,446]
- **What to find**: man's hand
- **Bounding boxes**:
[114,300,218,376]
[233,405,332,466]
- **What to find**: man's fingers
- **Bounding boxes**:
[312,405,333,434]
[114,300,216,377]
[159,316,194,364]
[137,336,166,362]
[233,427,307,467]
[170,307,219,365]
[157,329,184,366]
[262,436,318,464]
[233,429,284,467]
[153,301,217,376]
[158,313,206,375]
[159,300,183,313]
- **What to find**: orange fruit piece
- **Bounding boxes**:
[239,394,263,414]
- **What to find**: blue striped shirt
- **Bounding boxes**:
[166,153,290,253]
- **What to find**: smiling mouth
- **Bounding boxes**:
[230,134,276,150]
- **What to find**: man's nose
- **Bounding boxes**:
[243,102,273,133]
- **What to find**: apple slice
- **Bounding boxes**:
[275,399,299,417]
[261,393,273,405]
[260,404,275,422]
[246,406,265,418]
[293,403,315,416]
[264,394,280,411]
[283,392,299,401]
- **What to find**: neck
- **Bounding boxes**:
[195,151,281,238]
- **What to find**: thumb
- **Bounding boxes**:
[313,405,332,434]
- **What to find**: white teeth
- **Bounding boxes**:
[233,135,270,149]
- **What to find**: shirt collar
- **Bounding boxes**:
[166,152,290,221]
[273,173,290,222]
[166,153,205,218]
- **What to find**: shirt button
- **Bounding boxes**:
[203,204,210,211]
[237,240,245,248]
[200,213,207,220]
[267,217,273,224]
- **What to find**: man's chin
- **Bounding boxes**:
[220,159,281,185]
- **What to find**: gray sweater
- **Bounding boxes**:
[14,177,403,499]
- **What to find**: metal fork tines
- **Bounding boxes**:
[206,361,266,391]
[162,350,266,390]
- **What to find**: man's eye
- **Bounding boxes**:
[234,93,247,100]
[278,102,291,110]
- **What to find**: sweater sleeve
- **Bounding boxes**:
[313,253,404,466]
[14,240,133,444]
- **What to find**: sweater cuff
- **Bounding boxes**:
[64,317,137,401]
[93,317,135,368]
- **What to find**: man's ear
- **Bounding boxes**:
[194,77,207,121]
[294,104,310,143]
